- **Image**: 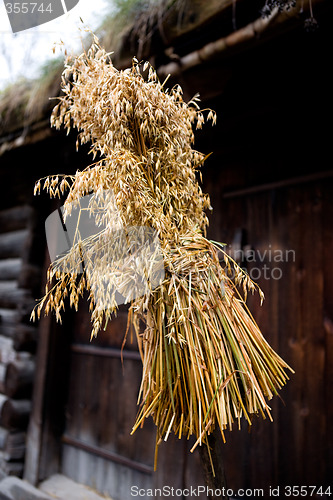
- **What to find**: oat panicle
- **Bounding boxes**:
[33,34,293,467]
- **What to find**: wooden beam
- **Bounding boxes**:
[0,230,29,260]
[0,399,32,430]
[223,170,333,199]
[0,282,29,310]
[0,365,6,394]
[197,429,229,499]
[18,264,42,293]
[0,206,33,234]
[4,358,35,399]
[62,434,153,474]
[24,250,72,485]
[0,259,22,281]
[157,0,326,80]
[0,311,18,340]
[0,119,53,154]
[0,452,24,476]
[3,431,26,461]
[71,343,141,361]
[23,314,52,485]
[0,335,15,364]
[158,11,279,78]
[0,394,8,415]
[13,324,38,353]
[0,426,7,449]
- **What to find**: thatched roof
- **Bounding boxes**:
[0,0,328,153]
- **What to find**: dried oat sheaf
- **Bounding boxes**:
[32,34,293,468]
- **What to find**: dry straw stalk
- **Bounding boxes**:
[32,34,293,469]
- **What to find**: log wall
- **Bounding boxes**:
[0,203,43,478]
[0,1,332,496]
[0,128,91,481]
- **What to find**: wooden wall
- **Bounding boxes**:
[0,204,40,477]
[0,4,331,499]
[204,176,333,495]
[0,132,89,481]
[56,302,205,499]
[197,18,332,496]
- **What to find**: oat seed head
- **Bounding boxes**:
[32,35,292,464]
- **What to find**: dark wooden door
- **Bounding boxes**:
[204,172,333,494]
[27,172,333,499]
[60,301,204,499]
[61,303,156,496]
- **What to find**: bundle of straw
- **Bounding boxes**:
[32,35,293,467]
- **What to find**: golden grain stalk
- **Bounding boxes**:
[32,34,293,468]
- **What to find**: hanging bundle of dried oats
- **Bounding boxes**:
[33,35,293,468]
